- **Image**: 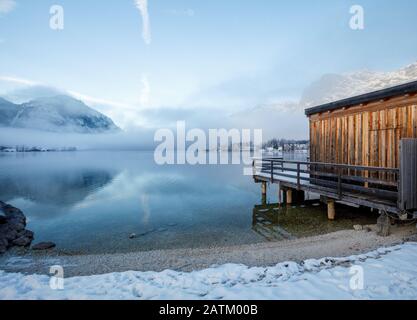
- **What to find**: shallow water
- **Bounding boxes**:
[0,151,377,254]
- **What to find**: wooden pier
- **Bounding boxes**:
[254,80,417,219]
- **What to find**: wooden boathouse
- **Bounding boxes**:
[253,80,417,219]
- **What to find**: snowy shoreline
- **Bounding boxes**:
[1,225,416,278]
[1,242,417,300]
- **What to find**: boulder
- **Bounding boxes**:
[0,238,8,249]
[8,216,26,226]
[0,201,33,254]
[8,221,25,232]
[32,242,56,251]
[9,213,26,222]
[12,236,32,247]
[399,212,408,221]
[377,214,391,237]
[353,225,363,231]
[4,228,18,241]
[3,205,22,216]
[21,230,34,240]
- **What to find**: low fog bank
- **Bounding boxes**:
[0,127,157,150]
[0,107,309,151]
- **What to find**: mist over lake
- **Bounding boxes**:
[0,151,263,253]
[0,150,377,254]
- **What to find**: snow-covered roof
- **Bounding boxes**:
[305,79,417,116]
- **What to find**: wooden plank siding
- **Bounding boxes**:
[308,97,417,176]
[400,139,417,211]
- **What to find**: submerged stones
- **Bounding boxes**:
[0,201,34,254]
[32,242,56,251]
[377,213,391,237]
[129,225,175,240]
[353,225,363,231]
[353,225,372,232]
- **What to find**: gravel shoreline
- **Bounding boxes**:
[1,224,416,277]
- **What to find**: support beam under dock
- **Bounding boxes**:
[327,199,336,220]
[286,189,293,205]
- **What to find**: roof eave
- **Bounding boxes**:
[304,79,417,116]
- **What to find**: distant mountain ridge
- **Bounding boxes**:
[230,61,417,139]
[301,61,417,108]
[235,61,417,116]
[0,95,120,134]
[0,97,18,126]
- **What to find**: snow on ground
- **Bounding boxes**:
[1,243,417,300]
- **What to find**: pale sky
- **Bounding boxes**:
[1,0,417,133]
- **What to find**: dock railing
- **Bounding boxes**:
[253,158,400,203]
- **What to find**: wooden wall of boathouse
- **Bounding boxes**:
[308,94,417,170]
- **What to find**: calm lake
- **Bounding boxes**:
[0,151,377,254]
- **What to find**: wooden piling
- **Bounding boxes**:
[296,190,305,203]
[286,189,293,205]
[261,182,267,196]
[278,184,282,204]
[327,199,336,220]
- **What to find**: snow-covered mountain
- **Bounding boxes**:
[0,95,120,134]
[0,97,18,126]
[301,62,417,107]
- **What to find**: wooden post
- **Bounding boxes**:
[364,170,369,189]
[261,182,267,196]
[296,163,301,190]
[296,190,305,203]
[282,187,287,204]
[327,199,336,220]
[337,168,342,199]
[278,183,282,204]
[286,189,293,205]
[262,194,267,206]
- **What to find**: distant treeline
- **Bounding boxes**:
[0,146,77,152]
[262,138,309,149]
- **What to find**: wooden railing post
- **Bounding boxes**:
[297,163,301,190]
[271,160,274,183]
[397,163,401,208]
[337,168,342,199]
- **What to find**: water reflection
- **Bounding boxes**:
[252,203,295,241]
[0,153,118,208]
[0,151,378,254]
[252,201,378,241]
[0,151,264,253]
[0,170,116,207]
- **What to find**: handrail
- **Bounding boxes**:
[257,158,399,173]
[252,158,399,202]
